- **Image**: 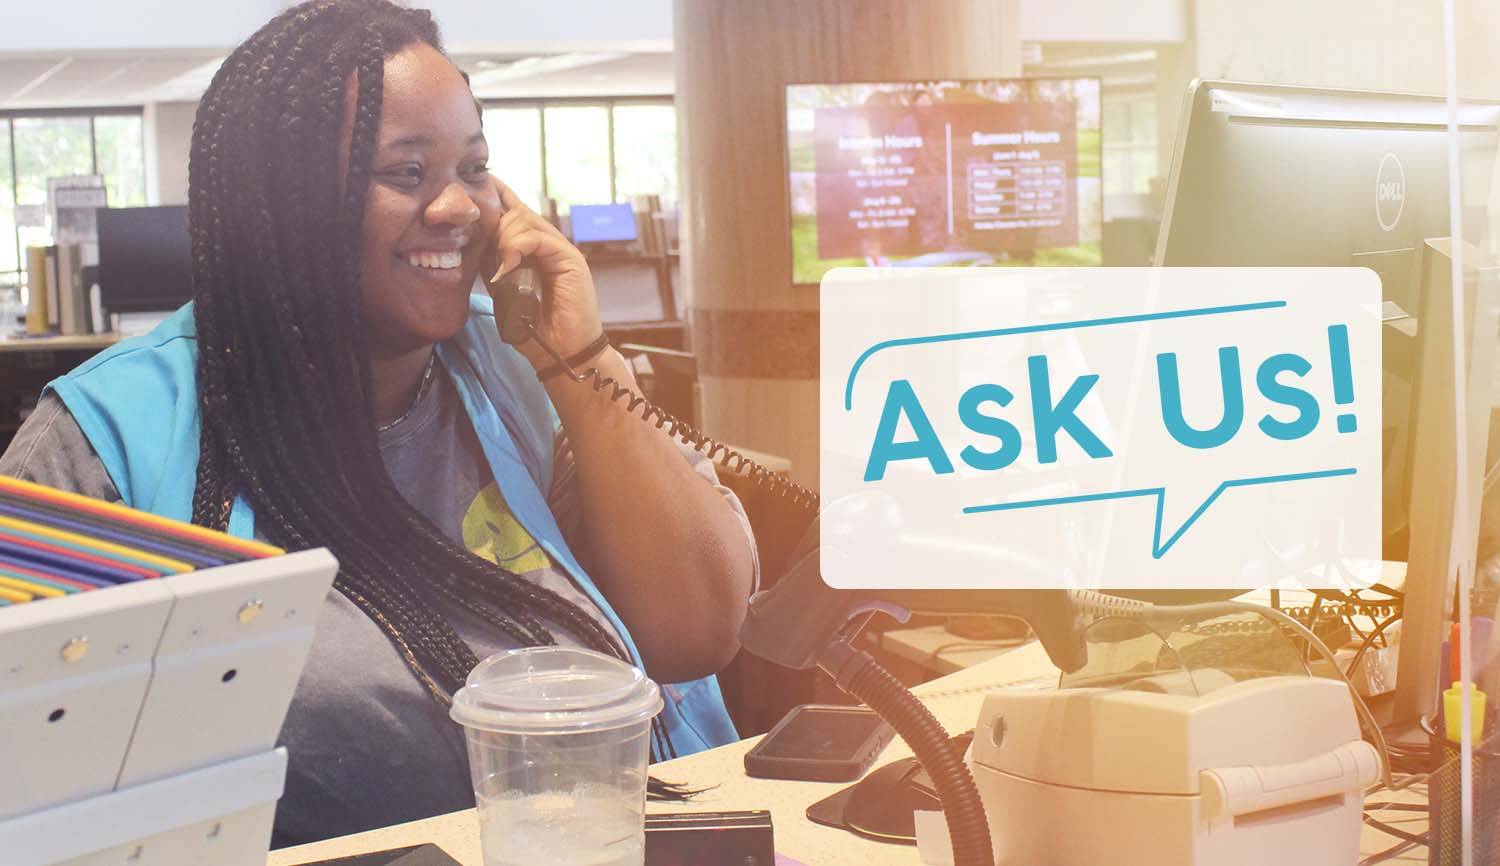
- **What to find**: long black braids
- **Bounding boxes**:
[186,0,673,758]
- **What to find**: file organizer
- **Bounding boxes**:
[0,478,338,866]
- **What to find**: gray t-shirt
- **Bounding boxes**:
[0,369,757,847]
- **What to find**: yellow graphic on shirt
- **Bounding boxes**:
[461,483,551,574]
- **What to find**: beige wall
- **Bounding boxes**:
[1194,0,1445,93]
[1457,0,1500,101]
[676,0,1024,486]
[143,100,198,206]
[1021,0,1186,42]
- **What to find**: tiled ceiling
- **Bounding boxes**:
[0,53,225,107]
[0,50,674,110]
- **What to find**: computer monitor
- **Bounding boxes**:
[96,206,194,314]
[593,259,667,323]
[1157,80,1500,725]
[1159,80,1499,553]
[569,203,639,245]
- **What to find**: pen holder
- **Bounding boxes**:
[1423,715,1500,866]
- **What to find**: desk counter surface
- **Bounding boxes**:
[269,639,1425,866]
[880,624,1023,676]
[0,333,122,354]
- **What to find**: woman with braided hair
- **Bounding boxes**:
[0,0,757,846]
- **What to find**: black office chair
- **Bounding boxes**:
[617,343,699,426]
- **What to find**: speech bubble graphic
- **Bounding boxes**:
[821,267,1383,590]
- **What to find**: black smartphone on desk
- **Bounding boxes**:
[743,704,894,782]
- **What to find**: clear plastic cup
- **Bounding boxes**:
[450,646,663,866]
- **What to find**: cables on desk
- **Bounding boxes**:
[1359,840,1422,866]
[1363,813,1430,846]
[1360,785,1431,866]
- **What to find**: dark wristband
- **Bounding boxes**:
[537,333,611,382]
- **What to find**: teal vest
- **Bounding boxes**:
[47,295,737,755]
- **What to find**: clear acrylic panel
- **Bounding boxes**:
[1453,0,1500,862]
[1062,610,1306,697]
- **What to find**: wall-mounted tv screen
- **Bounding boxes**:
[786,78,1102,284]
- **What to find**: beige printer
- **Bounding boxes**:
[970,664,1379,866]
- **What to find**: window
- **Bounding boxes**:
[1101,92,1158,197]
[543,105,612,210]
[612,104,678,208]
[482,106,544,211]
[480,98,677,219]
[14,117,94,260]
[0,122,14,281]
[93,115,147,210]
[0,110,148,289]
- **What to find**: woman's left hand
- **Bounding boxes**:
[482,186,750,682]
[485,175,603,369]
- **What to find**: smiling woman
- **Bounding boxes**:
[0,0,756,848]
[354,46,500,359]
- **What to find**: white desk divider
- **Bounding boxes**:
[4,749,287,866]
[0,547,339,866]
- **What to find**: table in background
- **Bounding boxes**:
[879,624,1028,677]
[0,333,123,451]
[0,333,122,355]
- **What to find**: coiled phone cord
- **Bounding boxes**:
[505,284,991,847]
[523,323,823,521]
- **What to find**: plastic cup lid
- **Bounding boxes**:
[449,646,663,735]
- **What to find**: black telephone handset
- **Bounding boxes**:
[491,264,543,347]
[486,261,820,520]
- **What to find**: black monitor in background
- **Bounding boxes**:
[569,203,638,244]
[96,206,193,314]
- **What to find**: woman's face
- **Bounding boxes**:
[355,43,500,355]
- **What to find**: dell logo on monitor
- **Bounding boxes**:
[1375,152,1406,232]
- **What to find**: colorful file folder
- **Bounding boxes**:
[0,476,282,605]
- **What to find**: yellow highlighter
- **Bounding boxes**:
[1444,683,1488,743]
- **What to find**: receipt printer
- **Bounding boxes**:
[969,676,1379,866]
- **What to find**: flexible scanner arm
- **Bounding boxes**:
[738,539,1089,675]
[736,535,1088,866]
